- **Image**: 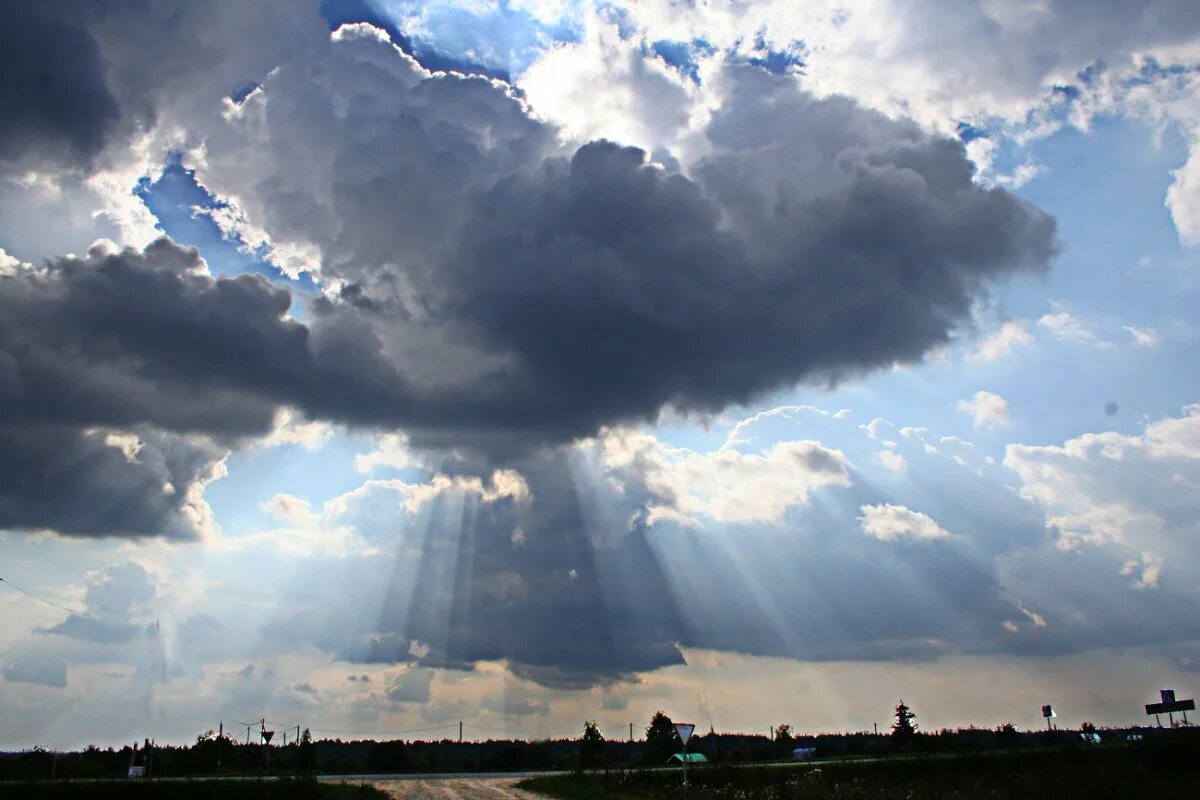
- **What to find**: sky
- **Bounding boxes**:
[1,0,1199,749]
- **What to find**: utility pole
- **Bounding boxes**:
[459,721,463,742]
[218,722,223,768]
[262,719,271,775]
[629,722,634,741]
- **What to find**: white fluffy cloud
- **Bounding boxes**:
[1005,405,1200,561]
[399,470,532,513]
[967,320,1035,363]
[1120,551,1165,590]
[1123,325,1161,348]
[600,428,852,525]
[519,12,700,154]
[261,408,336,451]
[878,449,909,473]
[591,0,1200,243]
[1037,308,1113,349]
[858,503,953,542]
[957,390,1012,428]
[1168,142,1200,245]
[355,433,415,474]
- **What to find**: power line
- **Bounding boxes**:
[298,722,459,737]
[266,720,300,729]
[0,574,89,617]
[259,719,528,739]
[463,722,527,736]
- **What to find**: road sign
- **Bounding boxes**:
[674,722,697,793]
[1145,698,1194,715]
[262,730,275,744]
[1041,705,1055,718]
[1145,688,1194,727]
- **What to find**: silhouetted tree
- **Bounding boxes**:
[645,711,679,764]
[1081,722,1097,734]
[298,728,316,773]
[892,700,918,743]
[579,721,605,769]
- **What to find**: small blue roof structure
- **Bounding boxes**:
[668,753,709,764]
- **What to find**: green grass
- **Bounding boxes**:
[519,744,1195,799]
[0,777,387,800]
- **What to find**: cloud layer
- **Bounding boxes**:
[7,0,1197,734]
[0,2,1058,536]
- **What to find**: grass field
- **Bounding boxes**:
[0,778,387,800]
[519,742,1196,799]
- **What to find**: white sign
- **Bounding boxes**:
[674,722,696,746]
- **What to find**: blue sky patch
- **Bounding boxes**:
[137,154,319,293]
[650,39,716,84]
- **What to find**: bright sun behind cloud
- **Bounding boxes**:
[1,0,1199,749]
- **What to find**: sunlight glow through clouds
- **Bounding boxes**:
[600,428,851,525]
[2,0,1200,749]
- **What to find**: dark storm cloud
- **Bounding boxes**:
[173,21,1056,446]
[269,114,1053,444]
[0,240,306,537]
[0,0,329,178]
[0,424,225,538]
[192,52,1057,446]
[1,97,1055,529]
[0,6,119,174]
[0,0,1060,536]
[438,130,1054,439]
[1,240,296,438]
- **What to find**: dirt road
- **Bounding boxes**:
[364,776,548,799]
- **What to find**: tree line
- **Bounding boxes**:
[0,701,1171,780]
